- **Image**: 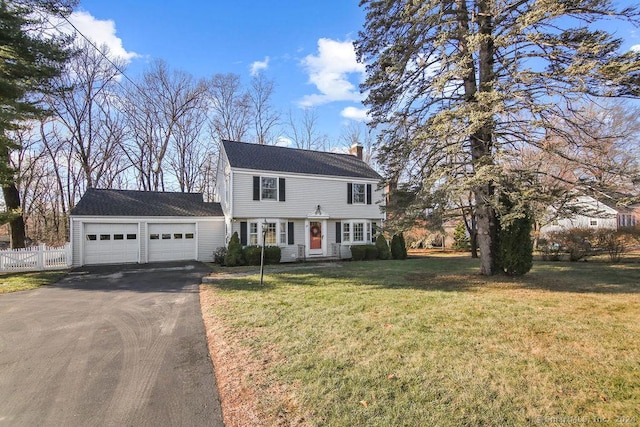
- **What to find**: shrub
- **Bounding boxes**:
[242,245,262,265]
[537,238,562,261]
[549,228,595,262]
[213,247,227,265]
[452,222,470,251]
[595,229,626,263]
[350,245,366,261]
[224,232,244,266]
[365,244,378,260]
[375,235,391,260]
[499,210,533,276]
[264,246,282,264]
[391,233,407,260]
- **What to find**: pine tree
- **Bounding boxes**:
[499,196,533,276]
[356,0,640,275]
[452,222,470,251]
[0,0,75,247]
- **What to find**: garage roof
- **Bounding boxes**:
[222,139,382,179]
[71,189,223,217]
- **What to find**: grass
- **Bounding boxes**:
[202,256,640,426]
[0,270,68,293]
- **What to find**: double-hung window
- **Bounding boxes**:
[342,223,351,243]
[264,222,277,245]
[261,177,277,200]
[352,184,366,204]
[249,223,259,245]
[353,222,365,242]
[279,222,287,245]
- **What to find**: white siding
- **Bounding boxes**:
[215,153,232,216]
[540,196,618,235]
[70,216,223,266]
[71,219,82,267]
[232,171,384,220]
[197,220,225,262]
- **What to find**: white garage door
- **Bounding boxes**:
[84,223,139,265]
[148,223,196,262]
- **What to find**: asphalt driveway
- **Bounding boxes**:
[0,262,224,427]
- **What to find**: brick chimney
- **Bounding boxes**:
[349,143,363,160]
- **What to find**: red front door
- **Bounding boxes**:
[310,221,322,250]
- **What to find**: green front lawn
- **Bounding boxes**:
[0,270,68,293]
[202,257,640,426]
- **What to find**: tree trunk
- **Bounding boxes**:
[474,184,501,275]
[2,183,26,248]
[470,229,478,258]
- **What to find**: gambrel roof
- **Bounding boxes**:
[221,140,382,180]
[71,189,223,217]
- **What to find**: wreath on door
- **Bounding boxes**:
[311,225,321,237]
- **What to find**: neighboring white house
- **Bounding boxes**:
[539,195,626,235]
[215,140,385,262]
[70,189,224,266]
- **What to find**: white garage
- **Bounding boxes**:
[83,223,139,265]
[70,189,225,267]
[148,223,196,262]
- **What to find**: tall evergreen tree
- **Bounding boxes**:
[356,0,640,275]
[0,0,74,247]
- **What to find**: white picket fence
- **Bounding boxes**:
[0,243,72,272]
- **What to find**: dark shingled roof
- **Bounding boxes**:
[71,189,223,217]
[222,140,382,180]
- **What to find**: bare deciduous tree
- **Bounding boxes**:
[249,73,279,144]
[122,60,209,191]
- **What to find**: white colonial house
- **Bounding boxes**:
[69,140,384,266]
[539,195,635,235]
[215,140,385,262]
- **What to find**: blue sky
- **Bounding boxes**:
[70,0,369,145]
[67,1,640,147]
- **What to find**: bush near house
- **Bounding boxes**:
[213,247,227,265]
[375,235,391,260]
[391,233,407,260]
[224,232,244,266]
[264,246,282,264]
[364,244,378,260]
[240,246,282,266]
[242,246,262,265]
[350,245,366,261]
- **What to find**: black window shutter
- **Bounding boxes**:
[335,222,341,243]
[288,221,294,245]
[347,183,353,204]
[279,178,286,202]
[366,184,372,205]
[240,222,247,246]
[253,176,260,200]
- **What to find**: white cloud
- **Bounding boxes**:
[250,56,270,76]
[60,11,138,63]
[632,44,640,52]
[341,106,370,122]
[275,136,292,147]
[299,38,366,107]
